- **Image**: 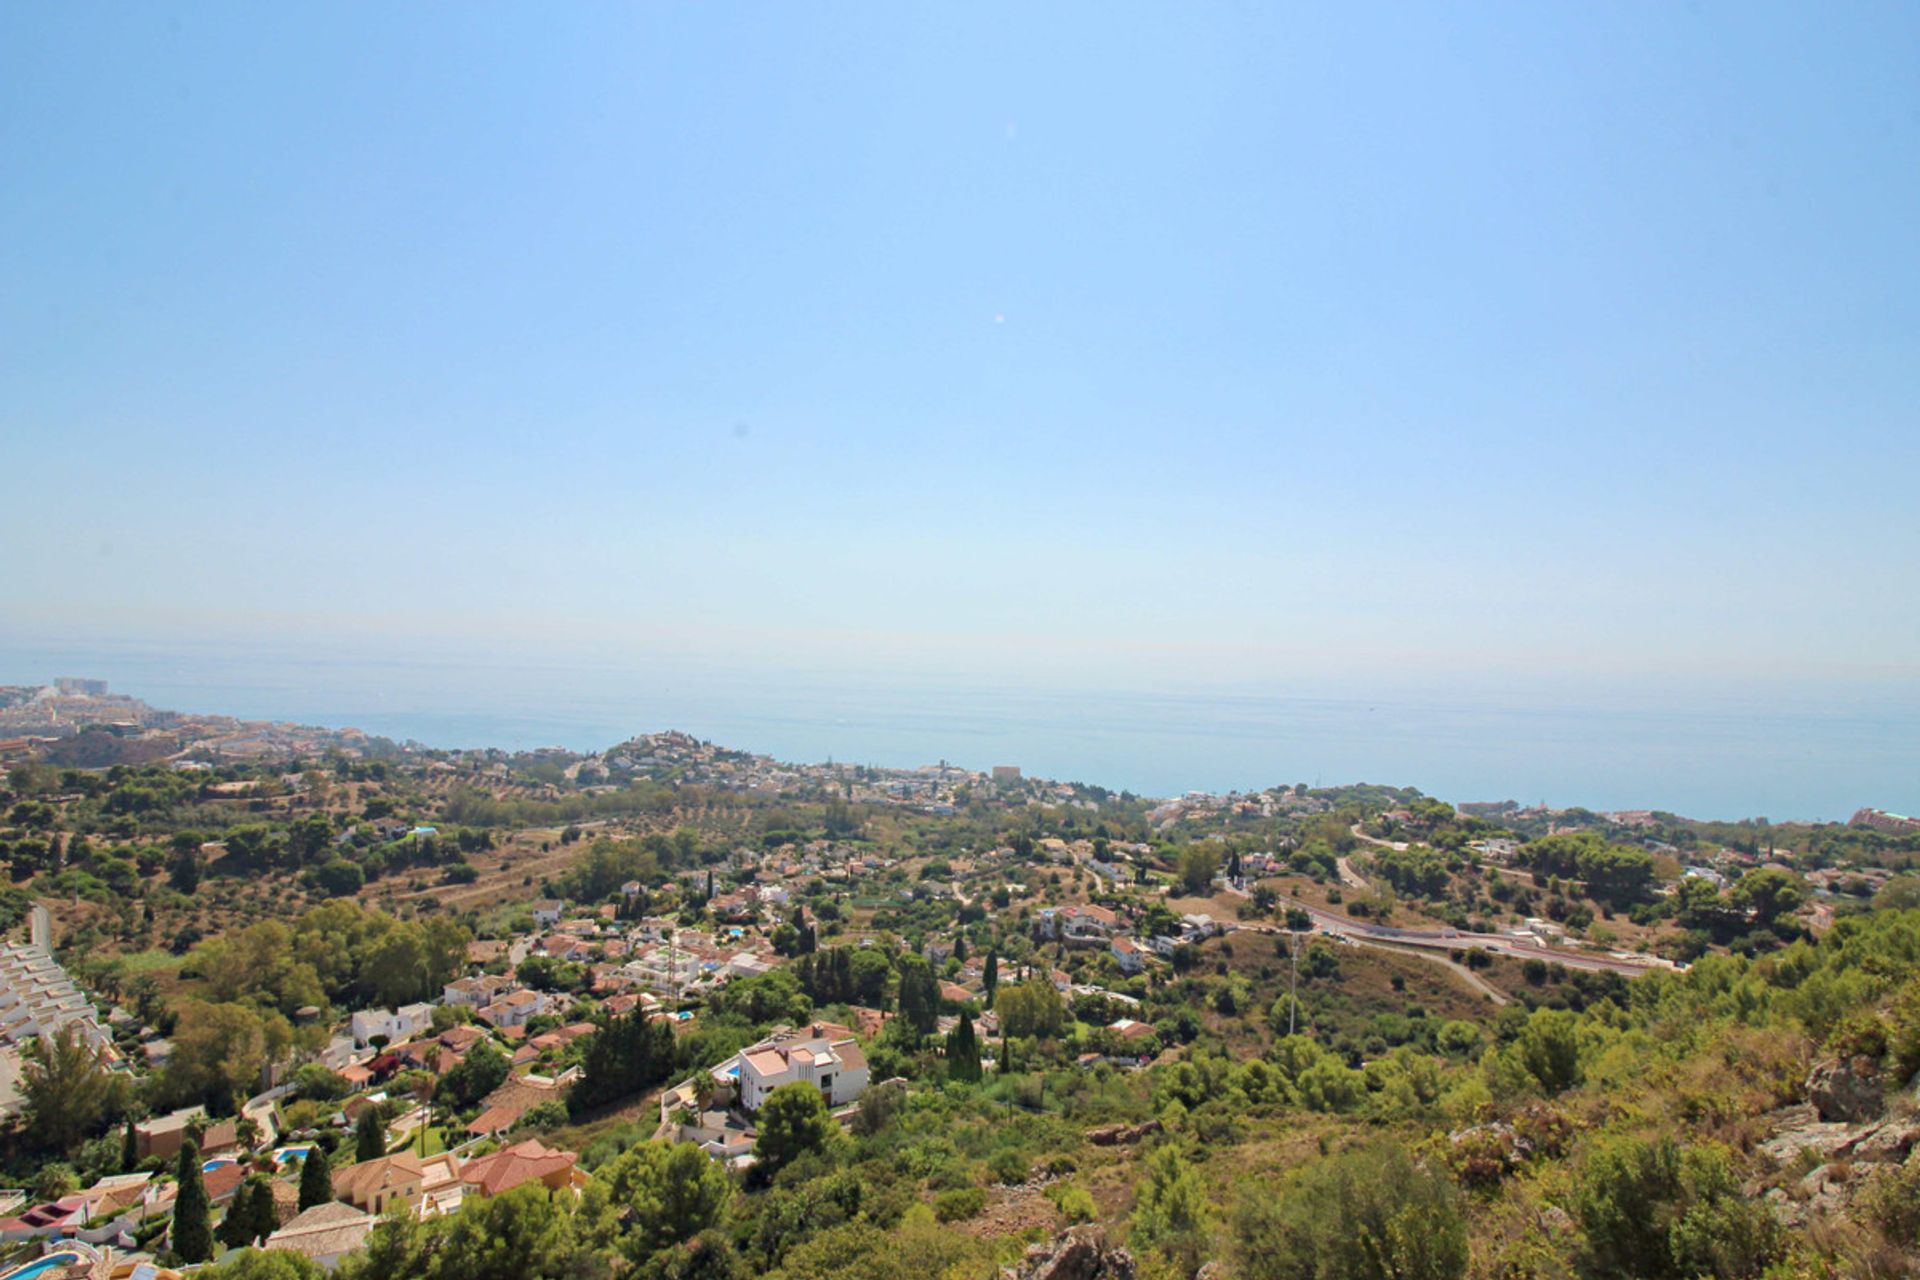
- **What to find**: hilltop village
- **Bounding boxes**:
[0,683,1916,1279]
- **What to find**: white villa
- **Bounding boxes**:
[711,1022,869,1112]
[350,1003,433,1048]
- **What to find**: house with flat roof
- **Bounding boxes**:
[1037,904,1122,944]
[135,1107,238,1161]
[711,1021,868,1112]
[350,1003,433,1047]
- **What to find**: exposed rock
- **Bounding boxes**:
[1839,1118,1920,1163]
[1766,1156,1900,1230]
[1195,1264,1228,1280]
[1807,1055,1884,1123]
[1758,1103,1864,1164]
[1003,1225,1138,1280]
[1086,1120,1162,1147]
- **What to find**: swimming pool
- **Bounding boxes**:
[0,1249,87,1280]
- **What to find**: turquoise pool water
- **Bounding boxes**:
[0,1250,86,1280]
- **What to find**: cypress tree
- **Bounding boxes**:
[897,956,939,1038]
[218,1182,254,1250]
[946,1010,982,1083]
[172,1139,212,1263]
[984,951,999,1006]
[246,1177,278,1243]
[834,948,853,1003]
[298,1146,332,1209]
[120,1118,138,1173]
[354,1108,385,1163]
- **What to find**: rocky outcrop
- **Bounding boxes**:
[1836,1116,1920,1163]
[1806,1055,1884,1123]
[1086,1120,1161,1146]
[1757,1104,1862,1164]
[1758,1101,1920,1164]
[1003,1225,1138,1280]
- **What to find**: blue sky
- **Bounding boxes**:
[3,4,1917,698]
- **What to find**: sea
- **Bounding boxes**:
[2,636,1914,825]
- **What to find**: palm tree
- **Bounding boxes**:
[412,1077,435,1156]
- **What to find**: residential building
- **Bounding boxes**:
[332,1152,428,1216]
[465,1073,570,1138]
[0,940,113,1058]
[350,1003,433,1048]
[458,1139,585,1198]
[135,1107,238,1161]
[1038,904,1121,944]
[266,1202,376,1270]
[442,974,514,1008]
[475,989,547,1030]
[713,1022,869,1112]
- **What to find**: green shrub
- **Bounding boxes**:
[1864,1155,1920,1246]
[1047,1183,1097,1224]
[1231,1141,1465,1280]
[932,1187,986,1222]
[987,1149,1030,1185]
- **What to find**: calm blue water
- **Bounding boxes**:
[1,636,1914,823]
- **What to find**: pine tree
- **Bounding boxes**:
[298,1145,333,1210]
[172,1139,212,1263]
[355,1108,385,1162]
[946,1010,982,1083]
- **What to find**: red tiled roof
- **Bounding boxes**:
[458,1139,578,1197]
[204,1163,248,1202]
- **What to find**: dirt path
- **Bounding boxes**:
[1348,823,1409,852]
[1347,937,1510,1005]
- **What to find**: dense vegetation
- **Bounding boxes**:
[7,746,1920,1279]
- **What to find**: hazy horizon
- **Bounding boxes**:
[3,5,1916,822]
[4,631,1914,825]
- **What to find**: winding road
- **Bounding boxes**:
[1252,896,1666,977]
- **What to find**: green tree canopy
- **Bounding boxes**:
[600,1139,733,1261]
[753,1082,839,1180]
